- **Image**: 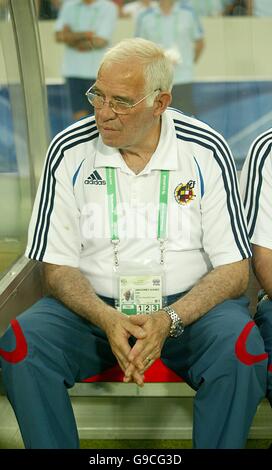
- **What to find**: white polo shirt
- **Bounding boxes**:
[26,109,251,298]
[54,0,118,79]
[252,0,272,16]
[136,3,204,84]
[240,128,272,250]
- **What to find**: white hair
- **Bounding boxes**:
[99,38,174,105]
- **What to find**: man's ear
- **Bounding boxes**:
[153,91,172,116]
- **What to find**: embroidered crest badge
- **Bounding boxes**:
[174,180,196,205]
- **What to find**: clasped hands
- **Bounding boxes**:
[62,26,94,51]
[106,311,171,387]
[76,32,94,51]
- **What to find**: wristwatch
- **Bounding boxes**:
[257,290,271,306]
[162,306,185,338]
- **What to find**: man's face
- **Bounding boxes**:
[94,62,159,151]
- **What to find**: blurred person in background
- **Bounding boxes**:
[112,0,125,17]
[191,0,233,17]
[247,0,272,16]
[36,0,123,20]
[136,0,204,115]
[55,0,118,121]
[122,0,157,20]
[224,0,248,15]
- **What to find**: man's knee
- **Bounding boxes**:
[0,298,62,366]
[0,317,30,365]
[204,299,267,369]
[234,320,267,367]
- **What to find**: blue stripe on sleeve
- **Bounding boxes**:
[193,157,204,198]
[72,159,85,187]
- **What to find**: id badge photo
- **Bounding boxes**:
[119,273,162,315]
[113,260,165,315]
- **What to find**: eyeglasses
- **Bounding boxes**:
[85,85,160,115]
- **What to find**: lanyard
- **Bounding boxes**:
[105,167,170,267]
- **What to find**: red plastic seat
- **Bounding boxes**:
[82,358,184,383]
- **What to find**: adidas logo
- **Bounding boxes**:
[84,170,106,185]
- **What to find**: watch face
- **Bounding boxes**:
[173,320,184,337]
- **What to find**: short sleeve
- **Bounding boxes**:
[54,2,71,32]
[135,10,151,38]
[25,139,82,267]
[240,130,272,250]
[200,135,251,267]
[190,7,204,40]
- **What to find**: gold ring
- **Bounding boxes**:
[146,356,152,363]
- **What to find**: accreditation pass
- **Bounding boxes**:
[119,275,162,315]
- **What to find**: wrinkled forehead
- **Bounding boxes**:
[96,61,146,94]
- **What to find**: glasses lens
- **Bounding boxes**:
[87,93,103,108]
[86,91,132,114]
[111,101,131,114]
